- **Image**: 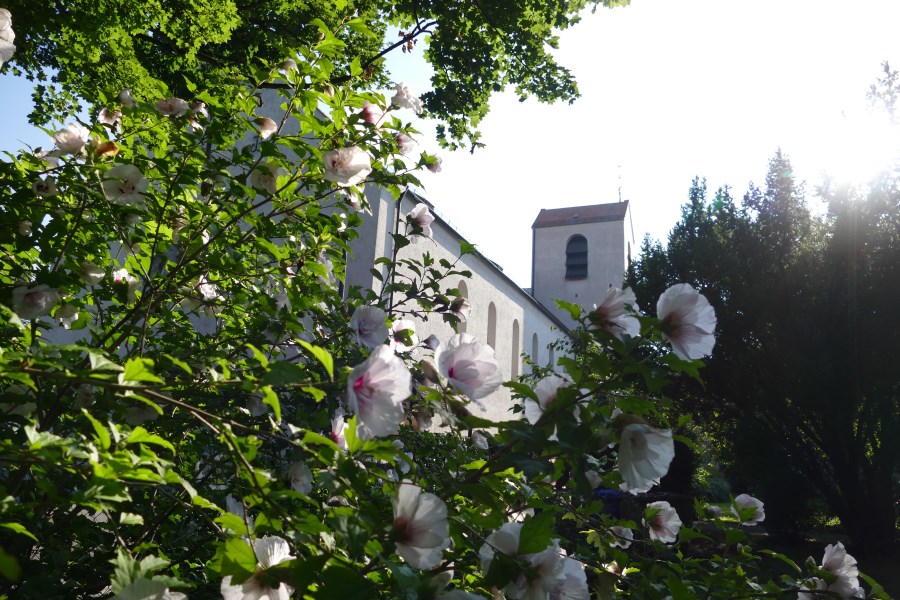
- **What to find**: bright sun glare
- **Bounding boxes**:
[805,111,899,184]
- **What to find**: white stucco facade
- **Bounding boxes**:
[347,188,571,422]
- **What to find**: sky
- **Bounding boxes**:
[2,0,899,288]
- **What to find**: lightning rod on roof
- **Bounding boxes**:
[617,164,623,203]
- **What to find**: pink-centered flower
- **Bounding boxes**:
[391,82,424,114]
[81,261,105,285]
[191,101,208,119]
[657,283,716,360]
[360,101,384,126]
[220,536,295,600]
[552,556,590,600]
[56,304,78,329]
[524,374,571,425]
[407,203,435,240]
[53,123,90,155]
[32,177,58,198]
[112,268,138,302]
[818,542,863,599]
[610,525,633,549]
[436,333,503,402]
[249,162,285,194]
[346,345,411,440]
[349,305,389,349]
[98,107,121,129]
[392,480,451,570]
[618,423,674,494]
[256,117,277,140]
[644,500,682,543]
[287,461,313,494]
[731,493,765,525]
[323,146,372,187]
[449,296,471,321]
[155,97,189,117]
[396,133,416,155]
[330,411,349,451]
[479,522,569,600]
[102,164,148,205]
[589,287,641,340]
[426,154,443,174]
[11,284,59,320]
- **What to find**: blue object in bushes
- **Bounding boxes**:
[594,488,624,518]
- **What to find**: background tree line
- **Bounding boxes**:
[627,111,899,553]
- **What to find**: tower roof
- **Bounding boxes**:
[532,201,629,229]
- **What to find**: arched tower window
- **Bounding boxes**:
[457,280,468,334]
[487,302,497,350]
[511,320,520,378]
[548,347,555,368]
[565,235,588,280]
[531,333,539,370]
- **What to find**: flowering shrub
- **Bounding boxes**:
[0,17,889,600]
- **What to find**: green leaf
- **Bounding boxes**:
[302,386,326,402]
[346,18,376,38]
[460,240,477,255]
[88,350,123,372]
[517,512,556,555]
[0,547,20,581]
[297,340,334,379]
[120,357,163,384]
[302,430,339,452]
[119,513,144,526]
[725,528,747,545]
[345,415,361,453]
[262,361,306,386]
[676,527,712,543]
[215,512,249,536]
[0,522,38,543]
[261,386,281,423]
[162,353,192,375]
[216,538,257,584]
[319,565,375,600]
[503,381,538,401]
[554,299,583,322]
[82,409,111,450]
[481,550,520,589]
[127,426,175,453]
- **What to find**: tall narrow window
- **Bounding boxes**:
[511,320,520,378]
[565,235,588,280]
[531,333,539,370]
[548,347,555,368]
[457,280,468,334]
[487,302,497,350]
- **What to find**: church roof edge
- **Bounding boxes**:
[400,188,572,334]
[532,200,629,229]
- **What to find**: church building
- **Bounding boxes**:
[348,186,633,421]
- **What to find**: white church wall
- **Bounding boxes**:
[347,189,570,423]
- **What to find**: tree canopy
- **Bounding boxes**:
[4,0,628,151]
